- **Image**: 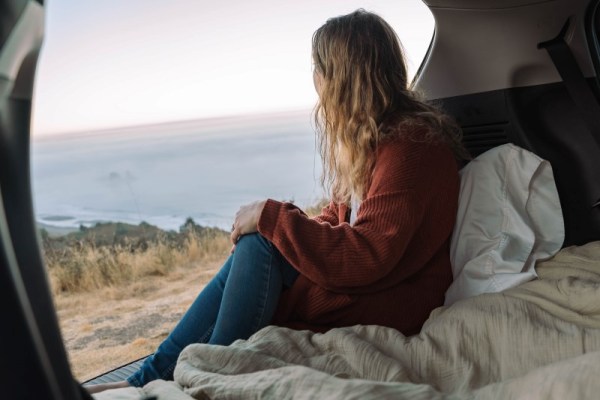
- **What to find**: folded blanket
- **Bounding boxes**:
[94,241,600,400]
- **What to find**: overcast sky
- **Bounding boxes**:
[32,0,433,136]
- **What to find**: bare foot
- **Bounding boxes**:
[85,380,130,394]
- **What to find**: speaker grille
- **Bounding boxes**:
[462,122,510,157]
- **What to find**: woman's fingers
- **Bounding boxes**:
[230,200,267,244]
[230,227,241,245]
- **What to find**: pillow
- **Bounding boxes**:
[444,143,564,306]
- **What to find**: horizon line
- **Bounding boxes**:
[33,108,315,141]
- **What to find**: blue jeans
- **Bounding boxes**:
[127,233,299,387]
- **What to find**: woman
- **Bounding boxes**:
[87,9,465,393]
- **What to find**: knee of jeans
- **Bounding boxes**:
[237,232,270,249]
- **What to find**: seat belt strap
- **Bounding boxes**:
[539,20,600,147]
[539,20,600,208]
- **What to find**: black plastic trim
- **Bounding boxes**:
[84,356,149,385]
[0,0,85,399]
[585,0,600,81]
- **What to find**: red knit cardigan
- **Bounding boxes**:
[257,133,459,336]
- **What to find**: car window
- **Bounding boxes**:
[31,0,434,381]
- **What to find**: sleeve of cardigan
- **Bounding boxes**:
[257,139,432,291]
[312,201,339,226]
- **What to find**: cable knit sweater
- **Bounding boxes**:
[257,132,459,336]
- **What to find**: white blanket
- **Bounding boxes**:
[95,241,600,400]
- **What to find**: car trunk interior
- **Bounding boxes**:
[416,0,600,246]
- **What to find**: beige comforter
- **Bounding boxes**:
[95,241,600,400]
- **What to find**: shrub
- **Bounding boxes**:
[44,221,229,296]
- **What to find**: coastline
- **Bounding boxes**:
[37,222,79,237]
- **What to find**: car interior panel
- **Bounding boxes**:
[0,1,89,399]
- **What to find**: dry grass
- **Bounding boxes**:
[54,260,221,381]
[46,229,230,296]
[304,198,330,217]
[48,230,230,381]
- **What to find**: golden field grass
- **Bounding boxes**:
[47,228,231,381]
[53,260,224,382]
[47,201,328,382]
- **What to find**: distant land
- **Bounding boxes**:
[37,222,78,237]
[40,219,228,251]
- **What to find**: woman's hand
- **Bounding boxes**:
[230,200,267,245]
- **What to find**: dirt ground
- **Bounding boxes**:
[54,261,221,382]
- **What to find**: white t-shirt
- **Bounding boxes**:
[349,196,360,225]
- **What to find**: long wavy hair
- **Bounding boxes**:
[312,9,468,205]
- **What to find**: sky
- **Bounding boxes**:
[32,0,434,137]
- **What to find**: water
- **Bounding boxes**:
[31,112,324,232]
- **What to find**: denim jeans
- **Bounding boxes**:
[127,233,299,387]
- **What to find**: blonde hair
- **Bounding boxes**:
[312,9,467,205]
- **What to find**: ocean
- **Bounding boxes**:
[31,111,324,233]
